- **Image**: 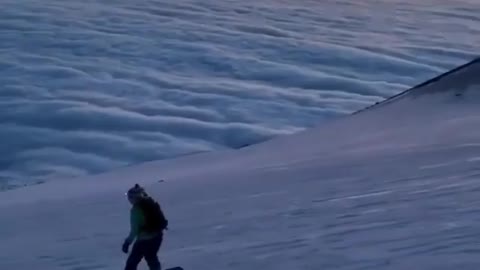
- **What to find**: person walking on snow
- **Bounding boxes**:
[123,184,169,270]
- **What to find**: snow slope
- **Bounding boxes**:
[1,57,480,269]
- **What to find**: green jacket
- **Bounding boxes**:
[126,204,159,243]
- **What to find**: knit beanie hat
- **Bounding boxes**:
[126,184,147,198]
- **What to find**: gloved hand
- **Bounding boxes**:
[122,239,131,254]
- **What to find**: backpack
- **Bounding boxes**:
[138,197,169,233]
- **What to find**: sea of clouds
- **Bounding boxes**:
[1,0,479,188]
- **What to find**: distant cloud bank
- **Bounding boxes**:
[1,0,477,188]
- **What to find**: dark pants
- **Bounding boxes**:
[125,234,163,270]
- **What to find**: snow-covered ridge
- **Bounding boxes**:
[223,56,480,165]
[354,56,480,113]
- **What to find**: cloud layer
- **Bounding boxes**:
[1,0,478,188]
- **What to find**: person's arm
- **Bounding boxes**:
[126,207,143,243]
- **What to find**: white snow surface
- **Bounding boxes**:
[2,0,480,187]
[1,58,480,269]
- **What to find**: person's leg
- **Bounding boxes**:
[125,241,145,270]
[144,234,163,270]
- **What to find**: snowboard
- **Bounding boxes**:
[165,267,183,270]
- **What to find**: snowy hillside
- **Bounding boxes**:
[1,58,480,269]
